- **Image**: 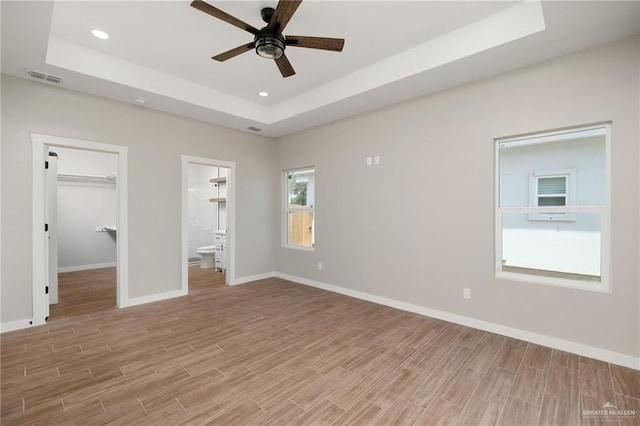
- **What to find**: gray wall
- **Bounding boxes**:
[1,75,276,322]
[275,37,640,357]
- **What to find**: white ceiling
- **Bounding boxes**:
[2,1,639,137]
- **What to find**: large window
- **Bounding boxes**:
[284,168,314,249]
[496,124,610,291]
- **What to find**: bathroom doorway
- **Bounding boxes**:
[181,155,235,291]
[31,134,129,327]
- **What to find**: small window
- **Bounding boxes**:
[284,168,314,249]
[496,124,610,291]
[528,169,576,221]
[537,176,566,206]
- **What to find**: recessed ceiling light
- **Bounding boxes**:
[258,91,269,97]
[91,29,109,40]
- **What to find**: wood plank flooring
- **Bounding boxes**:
[2,266,640,425]
[50,267,117,319]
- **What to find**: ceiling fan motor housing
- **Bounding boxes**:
[260,7,275,24]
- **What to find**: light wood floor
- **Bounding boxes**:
[50,267,117,319]
[2,267,639,425]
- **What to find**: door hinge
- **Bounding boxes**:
[45,286,49,294]
[45,161,49,169]
[49,151,58,158]
[45,223,49,232]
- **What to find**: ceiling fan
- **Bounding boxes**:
[191,0,345,78]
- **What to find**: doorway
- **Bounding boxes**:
[31,133,129,326]
[50,147,118,318]
[181,155,236,291]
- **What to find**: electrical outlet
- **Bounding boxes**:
[366,157,372,166]
[463,288,471,299]
[374,155,380,165]
[317,262,323,271]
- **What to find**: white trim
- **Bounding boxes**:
[32,139,47,325]
[496,271,609,293]
[283,245,315,252]
[58,262,117,273]
[230,272,275,286]
[120,289,187,308]
[274,272,639,370]
[498,126,607,149]
[0,319,35,334]
[31,133,129,320]
[602,123,612,292]
[181,155,236,291]
[500,206,606,214]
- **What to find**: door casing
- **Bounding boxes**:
[31,133,128,326]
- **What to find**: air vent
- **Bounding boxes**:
[27,70,62,84]
[247,126,263,132]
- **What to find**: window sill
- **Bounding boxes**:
[283,245,315,252]
[496,270,610,293]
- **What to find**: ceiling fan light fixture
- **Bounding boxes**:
[255,35,285,59]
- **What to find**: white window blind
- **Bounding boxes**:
[537,176,567,207]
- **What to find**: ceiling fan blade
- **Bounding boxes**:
[275,54,296,78]
[267,0,302,33]
[191,0,259,35]
[286,35,345,52]
[212,43,255,62]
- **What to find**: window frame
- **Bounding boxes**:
[495,123,611,292]
[283,167,315,251]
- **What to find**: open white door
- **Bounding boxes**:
[46,150,58,305]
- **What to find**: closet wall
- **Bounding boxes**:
[55,147,117,272]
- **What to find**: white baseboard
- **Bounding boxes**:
[274,272,640,370]
[1,318,35,333]
[58,262,117,273]
[230,272,275,286]
[121,289,187,308]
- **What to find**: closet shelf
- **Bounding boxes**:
[58,172,116,184]
[209,197,227,203]
[209,177,227,183]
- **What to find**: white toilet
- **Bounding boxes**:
[196,245,216,269]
